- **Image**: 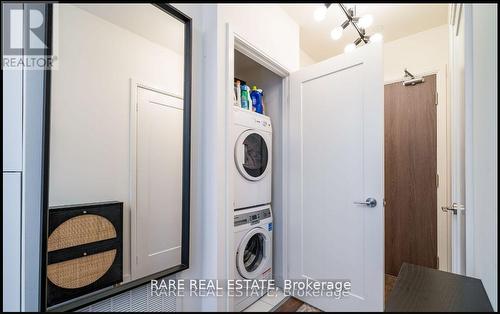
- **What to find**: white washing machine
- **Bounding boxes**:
[233,205,273,312]
[233,107,272,210]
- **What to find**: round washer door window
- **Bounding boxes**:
[236,227,270,279]
[235,130,270,181]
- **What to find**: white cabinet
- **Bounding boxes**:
[3,173,22,311]
[3,69,23,171]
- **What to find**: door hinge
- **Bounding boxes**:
[436,173,440,188]
[435,91,439,106]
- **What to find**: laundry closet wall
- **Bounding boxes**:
[199,4,301,311]
[220,4,300,71]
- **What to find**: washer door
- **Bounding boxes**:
[235,130,270,181]
[236,227,271,279]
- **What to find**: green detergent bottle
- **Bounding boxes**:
[240,84,249,109]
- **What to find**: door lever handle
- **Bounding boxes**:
[441,203,464,215]
[353,198,377,208]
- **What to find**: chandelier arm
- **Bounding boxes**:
[338,3,370,44]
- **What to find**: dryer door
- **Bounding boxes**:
[236,227,271,279]
[235,130,270,181]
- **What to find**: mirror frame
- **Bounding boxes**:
[39,3,192,311]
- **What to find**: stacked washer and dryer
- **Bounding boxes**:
[232,107,273,312]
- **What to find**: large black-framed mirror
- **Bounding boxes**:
[40,3,191,311]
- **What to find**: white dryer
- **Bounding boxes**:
[233,205,273,312]
[233,107,272,210]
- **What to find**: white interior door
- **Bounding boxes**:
[131,86,183,280]
[287,42,384,311]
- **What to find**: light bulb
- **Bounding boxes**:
[330,27,343,40]
[358,14,373,28]
[344,43,356,53]
[370,33,383,43]
[313,6,327,22]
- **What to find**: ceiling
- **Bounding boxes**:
[76,4,184,55]
[281,3,449,62]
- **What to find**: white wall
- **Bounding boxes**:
[50,4,184,282]
[220,4,300,72]
[169,4,230,312]
[193,4,301,311]
[383,24,452,272]
[300,49,316,68]
[384,25,449,82]
[466,4,497,310]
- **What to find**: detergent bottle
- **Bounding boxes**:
[246,85,253,111]
[250,86,263,114]
[234,80,241,107]
[240,84,249,109]
[257,89,265,114]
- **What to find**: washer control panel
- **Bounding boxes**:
[234,208,271,226]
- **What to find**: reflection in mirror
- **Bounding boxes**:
[46,3,188,309]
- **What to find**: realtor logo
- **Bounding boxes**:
[2,3,57,69]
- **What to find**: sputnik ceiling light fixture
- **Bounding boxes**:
[315,3,383,53]
[314,3,332,22]
[338,3,376,53]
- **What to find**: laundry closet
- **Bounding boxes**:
[233,48,286,277]
[229,40,288,311]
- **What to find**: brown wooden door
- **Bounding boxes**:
[384,74,437,276]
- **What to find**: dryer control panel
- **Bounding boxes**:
[254,117,271,130]
[233,106,272,133]
[234,208,271,226]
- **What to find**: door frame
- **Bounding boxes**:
[384,68,452,272]
[462,3,474,276]
[449,3,470,275]
[224,24,290,310]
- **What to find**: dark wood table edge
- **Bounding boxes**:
[385,263,494,312]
